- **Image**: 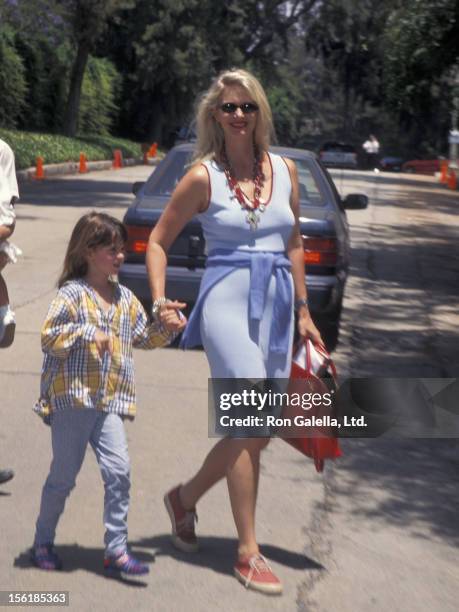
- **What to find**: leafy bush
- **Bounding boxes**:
[0,28,28,128]
[0,128,143,169]
[14,36,71,132]
[79,57,121,135]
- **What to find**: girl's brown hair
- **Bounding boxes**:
[58,212,127,288]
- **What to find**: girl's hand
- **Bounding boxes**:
[297,308,324,348]
[94,329,113,357]
[159,301,187,332]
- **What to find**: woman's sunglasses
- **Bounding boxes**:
[219,102,259,114]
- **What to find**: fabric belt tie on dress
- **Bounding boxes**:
[180,249,292,355]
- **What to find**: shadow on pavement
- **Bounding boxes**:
[14,544,153,586]
[134,534,323,576]
[373,187,458,218]
[344,195,459,375]
[349,221,459,297]
[333,438,459,545]
[19,178,136,209]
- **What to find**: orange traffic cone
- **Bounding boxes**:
[79,152,88,173]
[148,143,157,158]
[113,149,123,169]
[439,160,448,183]
[447,169,457,190]
[35,156,44,180]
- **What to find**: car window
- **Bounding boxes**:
[317,159,345,210]
[144,151,192,197]
[293,158,325,207]
[143,149,325,207]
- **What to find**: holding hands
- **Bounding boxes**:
[92,300,186,359]
[157,301,187,333]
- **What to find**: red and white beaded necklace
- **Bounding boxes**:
[221,147,267,230]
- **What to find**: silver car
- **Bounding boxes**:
[319,142,358,169]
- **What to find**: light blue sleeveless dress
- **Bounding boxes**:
[180,153,295,380]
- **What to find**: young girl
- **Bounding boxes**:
[31,211,186,577]
[0,138,22,348]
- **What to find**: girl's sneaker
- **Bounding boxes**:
[30,544,63,571]
[104,552,149,579]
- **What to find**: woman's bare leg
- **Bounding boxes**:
[180,438,232,508]
[226,440,267,558]
[180,437,269,558]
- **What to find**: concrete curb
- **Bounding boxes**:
[16,156,160,182]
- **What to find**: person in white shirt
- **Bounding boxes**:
[0,139,22,347]
[362,134,380,169]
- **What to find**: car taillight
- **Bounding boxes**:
[125,225,151,254]
[302,236,338,265]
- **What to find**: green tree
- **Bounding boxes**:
[14,35,71,132]
[134,0,212,142]
[61,0,132,136]
[303,0,396,142]
[383,0,459,153]
[78,57,120,134]
[104,0,320,144]
[0,27,27,128]
[1,0,73,132]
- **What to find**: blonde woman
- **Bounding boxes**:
[146,68,322,595]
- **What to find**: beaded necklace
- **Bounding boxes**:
[221,147,267,230]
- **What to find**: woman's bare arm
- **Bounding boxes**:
[285,158,323,344]
[146,164,209,302]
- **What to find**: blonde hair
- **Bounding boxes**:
[193,68,274,163]
[58,212,127,288]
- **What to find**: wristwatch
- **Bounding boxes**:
[294,297,309,311]
[151,297,170,322]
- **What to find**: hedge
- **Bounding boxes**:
[0,128,144,170]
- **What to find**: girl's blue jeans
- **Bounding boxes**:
[33,409,131,559]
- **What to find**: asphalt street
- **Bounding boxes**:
[0,164,458,612]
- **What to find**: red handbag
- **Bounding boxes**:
[281,340,342,473]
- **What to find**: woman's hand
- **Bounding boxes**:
[159,301,188,333]
[297,308,324,347]
[94,329,113,357]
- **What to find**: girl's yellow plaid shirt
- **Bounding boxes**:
[38,279,173,419]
